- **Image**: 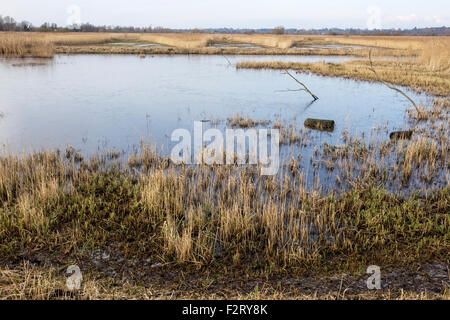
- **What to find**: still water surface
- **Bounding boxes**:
[0,54,428,159]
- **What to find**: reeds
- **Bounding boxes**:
[4,32,447,61]
[227,113,269,128]
[0,97,447,299]
[236,59,450,97]
[418,39,450,72]
[0,98,447,270]
[0,33,53,58]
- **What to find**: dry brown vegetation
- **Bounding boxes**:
[1,262,448,300]
[227,113,270,128]
[2,32,448,58]
[0,31,449,300]
[0,97,448,299]
[2,32,447,97]
[236,58,450,96]
[0,33,53,58]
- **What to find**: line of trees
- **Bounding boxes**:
[1,14,449,36]
[0,15,161,33]
[0,15,33,31]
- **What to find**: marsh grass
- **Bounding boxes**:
[0,99,447,300]
[3,32,446,60]
[0,96,447,272]
[408,98,450,121]
[0,31,448,300]
[0,33,53,58]
[236,59,450,97]
[0,151,447,268]
[227,113,270,128]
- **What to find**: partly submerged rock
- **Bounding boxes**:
[390,130,413,140]
[304,118,335,132]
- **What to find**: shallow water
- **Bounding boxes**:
[0,54,429,156]
[2,54,443,193]
[0,55,445,190]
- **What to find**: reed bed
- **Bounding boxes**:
[0,146,447,270]
[227,113,270,128]
[0,33,53,58]
[236,59,450,96]
[3,32,446,60]
[0,98,447,273]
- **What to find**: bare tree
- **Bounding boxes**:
[272,26,285,35]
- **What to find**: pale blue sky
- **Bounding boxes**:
[1,0,449,29]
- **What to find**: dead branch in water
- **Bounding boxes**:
[222,55,232,66]
[368,51,421,116]
[281,69,319,101]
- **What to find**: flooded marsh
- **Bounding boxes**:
[0,34,448,300]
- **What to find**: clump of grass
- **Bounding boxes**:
[0,34,53,58]
[226,113,270,128]
[4,32,432,59]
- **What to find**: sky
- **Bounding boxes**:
[1,0,449,29]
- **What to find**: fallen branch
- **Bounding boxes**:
[281,69,319,101]
[222,55,232,66]
[368,51,421,116]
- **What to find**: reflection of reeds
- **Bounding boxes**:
[408,98,449,121]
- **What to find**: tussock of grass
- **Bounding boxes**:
[227,113,270,128]
[5,32,447,60]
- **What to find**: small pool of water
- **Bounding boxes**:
[0,54,429,153]
[0,54,440,192]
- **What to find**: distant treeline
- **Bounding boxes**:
[1,15,449,36]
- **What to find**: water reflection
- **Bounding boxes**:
[0,54,429,156]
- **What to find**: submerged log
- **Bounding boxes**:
[304,118,335,132]
[389,130,413,140]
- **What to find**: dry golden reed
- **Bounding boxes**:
[0,33,53,58]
